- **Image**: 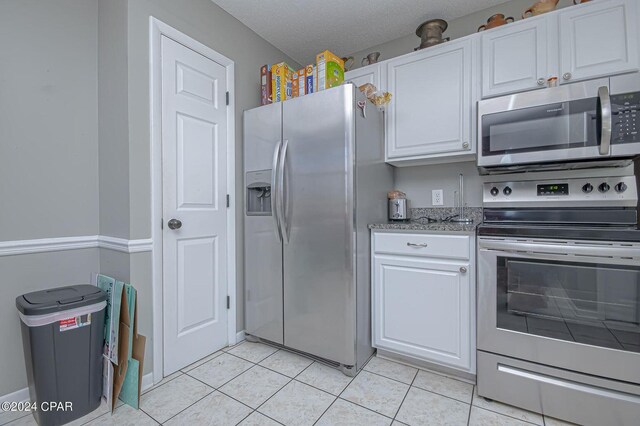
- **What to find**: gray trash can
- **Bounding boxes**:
[16,285,107,426]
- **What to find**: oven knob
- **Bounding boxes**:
[503,186,512,196]
[490,187,499,196]
[582,183,593,193]
[598,182,610,193]
[615,182,628,193]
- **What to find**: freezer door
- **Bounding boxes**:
[282,86,356,365]
[243,104,284,344]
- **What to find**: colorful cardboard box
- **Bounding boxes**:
[260,64,272,105]
[316,50,344,91]
[305,64,314,95]
[271,62,294,102]
[293,69,306,97]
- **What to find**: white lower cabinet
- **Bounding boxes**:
[372,231,476,374]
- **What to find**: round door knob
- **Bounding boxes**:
[460,267,467,273]
[598,183,610,193]
[490,187,499,196]
[462,142,470,149]
[168,218,182,230]
[537,78,545,86]
[582,183,593,193]
[563,72,572,81]
[615,182,628,193]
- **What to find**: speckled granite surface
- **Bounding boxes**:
[368,207,482,233]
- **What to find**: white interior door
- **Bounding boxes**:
[161,35,228,375]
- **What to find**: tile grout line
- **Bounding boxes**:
[472,406,542,426]
[391,368,418,422]
[467,385,475,426]
[141,385,216,425]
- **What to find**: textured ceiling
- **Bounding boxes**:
[211,0,507,65]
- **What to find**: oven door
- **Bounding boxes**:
[478,237,640,384]
[478,78,612,169]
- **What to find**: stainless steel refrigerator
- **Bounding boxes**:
[243,84,392,375]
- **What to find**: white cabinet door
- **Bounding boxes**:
[386,39,473,160]
[559,0,639,84]
[373,255,472,371]
[481,17,551,98]
[345,64,381,89]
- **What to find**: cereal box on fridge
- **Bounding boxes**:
[305,64,314,95]
[260,65,272,105]
[316,50,344,91]
[295,69,306,97]
[271,62,294,102]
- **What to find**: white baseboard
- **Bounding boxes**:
[141,372,154,392]
[1,386,30,403]
[1,372,156,404]
[236,330,245,344]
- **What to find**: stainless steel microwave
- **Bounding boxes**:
[478,77,640,172]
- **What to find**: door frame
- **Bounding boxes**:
[149,17,236,385]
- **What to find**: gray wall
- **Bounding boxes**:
[0,0,99,240]
[0,0,100,396]
[125,0,301,342]
[98,0,130,239]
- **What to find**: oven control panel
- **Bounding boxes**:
[612,92,639,144]
[484,175,638,208]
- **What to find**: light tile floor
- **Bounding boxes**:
[2,341,578,426]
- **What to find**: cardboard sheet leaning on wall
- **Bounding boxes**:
[95,274,146,411]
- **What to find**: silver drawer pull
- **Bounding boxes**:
[407,242,428,248]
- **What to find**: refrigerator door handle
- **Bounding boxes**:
[271,140,283,241]
[278,139,290,244]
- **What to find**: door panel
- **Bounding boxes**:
[345,64,381,90]
[386,39,472,159]
[559,0,639,83]
[162,35,228,375]
[373,255,471,371]
[243,104,284,344]
[282,86,356,365]
[482,17,549,98]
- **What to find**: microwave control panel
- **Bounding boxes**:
[612,91,639,143]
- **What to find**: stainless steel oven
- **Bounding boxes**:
[477,173,640,425]
[478,77,640,172]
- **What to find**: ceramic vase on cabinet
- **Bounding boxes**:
[523,0,559,18]
[478,14,515,31]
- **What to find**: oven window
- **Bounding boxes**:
[497,257,640,353]
[482,98,598,157]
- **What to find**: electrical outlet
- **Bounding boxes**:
[432,189,444,206]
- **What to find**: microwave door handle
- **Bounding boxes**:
[597,85,612,155]
[271,140,283,241]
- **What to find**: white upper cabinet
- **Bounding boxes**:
[558,0,639,84]
[345,63,381,89]
[481,17,552,98]
[385,38,476,164]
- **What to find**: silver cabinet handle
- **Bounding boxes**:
[537,78,545,86]
[167,219,182,230]
[597,86,612,156]
[562,72,572,81]
[459,266,467,273]
[407,242,428,248]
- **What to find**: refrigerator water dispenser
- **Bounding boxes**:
[246,170,272,216]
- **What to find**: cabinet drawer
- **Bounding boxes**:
[374,232,470,260]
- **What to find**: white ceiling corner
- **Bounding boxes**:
[210,0,507,65]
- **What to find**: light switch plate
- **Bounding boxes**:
[432,189,444,206]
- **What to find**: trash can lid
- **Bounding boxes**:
[16,285,107,316]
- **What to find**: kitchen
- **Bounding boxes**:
[1,0,639,425]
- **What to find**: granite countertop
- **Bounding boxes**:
[368,207,482,233]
